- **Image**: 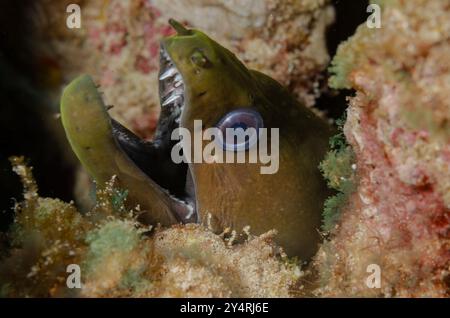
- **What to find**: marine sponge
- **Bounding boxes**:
[315,0,450,297]
[0,157,301,297]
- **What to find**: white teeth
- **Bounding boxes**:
[159,49,185,122]
[160,49,170,62]
[162,93,181,106]
[163,85,183,99]
[159,67,177,80]
[174,87,184,96]
[164,85,177,96]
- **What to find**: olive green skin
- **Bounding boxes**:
[163,30,333,259]
[61,24,333,259]
[60,75,180,226]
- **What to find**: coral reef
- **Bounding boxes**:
[34,0,334,138]
[4,0,449,298]
[315,0,449,297]
[0,157,300,297]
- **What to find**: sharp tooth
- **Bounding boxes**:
[163,85,177,97]
[160,49,169,59]
[174,81,182,88]
[162,94,181,106]
[174,87,184,96]
[163,86,183,98]
[174,74,182,82]
[159,67,177,80]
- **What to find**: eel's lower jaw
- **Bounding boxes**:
[111,119,197,224]
[108,47,197,224]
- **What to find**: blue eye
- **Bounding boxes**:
[216,108,263,151]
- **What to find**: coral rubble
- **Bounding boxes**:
[0,157,300,297]
[316,0,450,297]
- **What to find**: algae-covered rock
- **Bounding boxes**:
[0,157,301,297]
[316,0,450,297]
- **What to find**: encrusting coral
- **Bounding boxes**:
[35,0,334,138]
[315,0,449,297]
[0,157,301,297]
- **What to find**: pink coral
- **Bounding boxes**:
[317,0,449,297]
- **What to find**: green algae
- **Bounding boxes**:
[319,118,356,232]
[84,220,142,273]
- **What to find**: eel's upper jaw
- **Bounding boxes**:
[158,46,185,126]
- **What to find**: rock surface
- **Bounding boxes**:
[316,0,449,297]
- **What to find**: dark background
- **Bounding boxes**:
[0,0,368,233]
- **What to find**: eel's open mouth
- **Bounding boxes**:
[110,45,197,223]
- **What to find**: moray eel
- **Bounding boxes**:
[60,20,333,259]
